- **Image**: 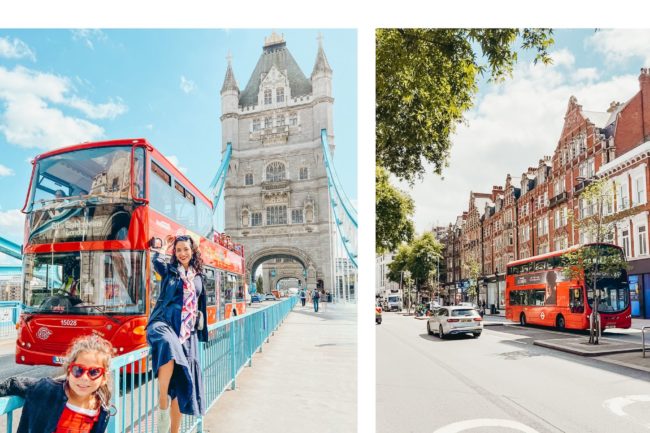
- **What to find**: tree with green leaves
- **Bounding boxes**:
[376,166,415,254]
[408,232,444,294]
[563,178,629,344]
[376,28,554,183]
[463,259,481,304]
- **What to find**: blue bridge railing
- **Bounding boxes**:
[0,297,297,433]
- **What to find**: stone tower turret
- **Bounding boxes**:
[221,52,240,151]
[311,34,334,155]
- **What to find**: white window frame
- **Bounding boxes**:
[264,89,272,105]
[638,225,648,256]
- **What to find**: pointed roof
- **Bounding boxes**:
[239,32,312,107]
[311,34,332,77]
[221,53,239,94]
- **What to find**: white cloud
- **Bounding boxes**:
[0,36,36,61]
[0,65,127,149]
[0,164,14,176]
[404,58,640,233]
[587,29,650,66]
[0,209,24,245]
[71,29,107,50]
[166,155,187,174]
[549,49,575,68]
[180,76,196,94]
[572,67,599,82]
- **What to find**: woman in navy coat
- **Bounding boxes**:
[147,235,208,433]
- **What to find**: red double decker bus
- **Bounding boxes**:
[16,138,246,366]
[505,243,631,330]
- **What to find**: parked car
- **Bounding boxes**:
[427,306,483,338]
[264,293,278,301]
[251,293,263,303]
[376,305,383,325]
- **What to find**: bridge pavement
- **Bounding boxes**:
[202,301,357,433]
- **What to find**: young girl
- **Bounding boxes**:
[0,334,113,433]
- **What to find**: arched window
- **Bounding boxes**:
[266,162,286,182]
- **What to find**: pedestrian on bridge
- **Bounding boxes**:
[0,334,113,433]
[312,288,321,312]
[147,235,208,433]
[300,289,307,307]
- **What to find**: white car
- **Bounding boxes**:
[427,306,483,338]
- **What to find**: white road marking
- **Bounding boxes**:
[432,418,541,433]
[603,394,650,417]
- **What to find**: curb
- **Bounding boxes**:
[533,339,642,357]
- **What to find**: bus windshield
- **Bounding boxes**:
[27,146,143,211]
[582,244,629,314]
[25,146,145,244]
[23,251,145,315]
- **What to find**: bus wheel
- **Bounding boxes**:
[556,315,566,330]
[519,313,527,326]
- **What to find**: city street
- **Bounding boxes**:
[377,312,650,433]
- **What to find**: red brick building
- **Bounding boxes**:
[442,68,650,317]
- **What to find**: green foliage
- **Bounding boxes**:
[376,28,554,183]
[376,166,415,254]
[256,275,264,293]
[409,232,443,286]
[463,259,481,301]
[387,243,412,284]
[386,233,443,290]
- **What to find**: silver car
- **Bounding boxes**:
[427,306,483,338]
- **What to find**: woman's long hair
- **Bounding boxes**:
[170,235,203,274]
[61,334,113,411]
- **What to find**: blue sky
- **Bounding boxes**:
[402,29,650,233]
[0,29,357,259]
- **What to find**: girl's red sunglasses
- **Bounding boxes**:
[68,363,105,380]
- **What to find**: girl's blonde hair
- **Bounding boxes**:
[61,334,113,410]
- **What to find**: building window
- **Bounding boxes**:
[266,205,287,225]
[276,115,285,127]
[252,119,261,132]
[264,117,273,129]
[292,209,304,224]
[266,162,286,181]
[289,113,298,126]
[618,181,630,211]
[251,212,262,226]
[299,167,309,180]
[264,89,272,105]
[276,87,284,103]
[638,225,648,256]
[245,173,253,186]
[634,176,646,206]
[622,229,631,257]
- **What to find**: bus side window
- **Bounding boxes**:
[521,290,529,306]
[535,260,547,271]
[570,287,584,313]
[205,268,216,306]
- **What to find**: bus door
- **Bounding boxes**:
[568,286,586,328]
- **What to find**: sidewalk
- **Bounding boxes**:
[202,302,356,433]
